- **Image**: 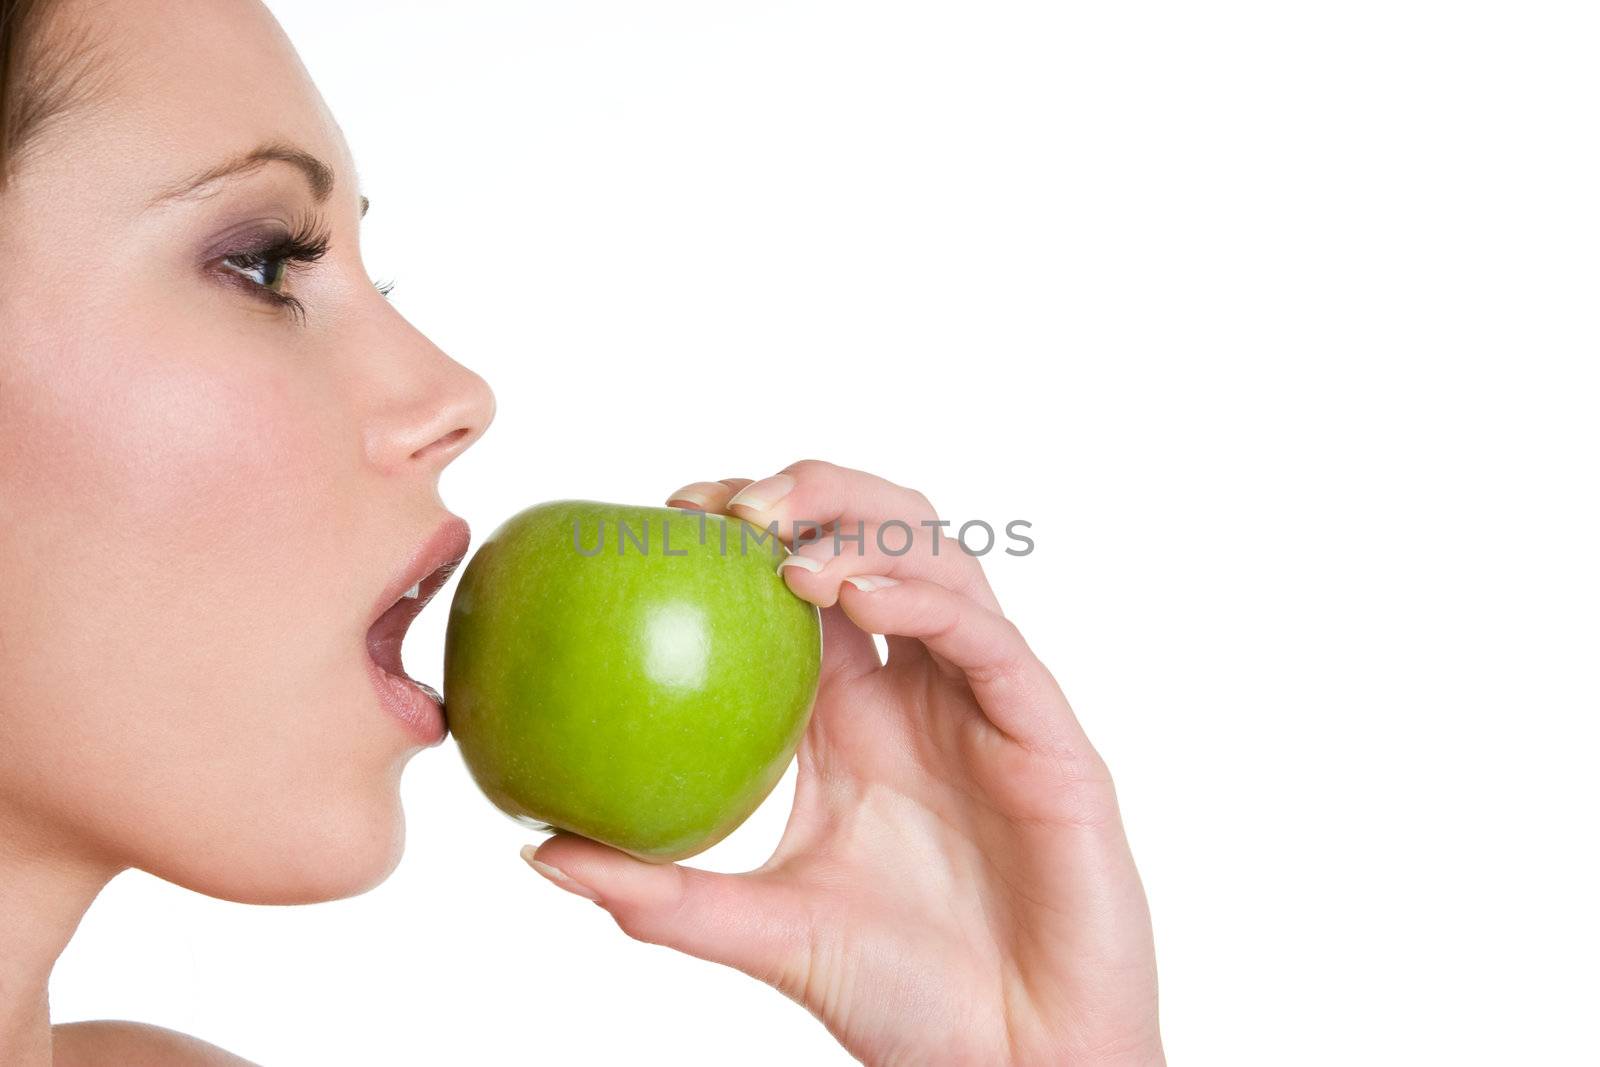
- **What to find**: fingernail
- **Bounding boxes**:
[777,554,824,575]
[843,574,899,592]
[666,485,712,509]
[727,474,795,513]
[521,846,602,902]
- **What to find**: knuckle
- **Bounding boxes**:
[781,458,833,480]
[905,486,937,517]
[967,655,1026,690]
[608,904,661,944]
[1058,763,1119,829]
[931,596,968,642]
[966,619,1028,682]
[948,550,993,588]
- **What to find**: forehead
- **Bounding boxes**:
[22,0,352,213]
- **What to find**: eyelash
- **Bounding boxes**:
[215,214,395,324]
[216,214,330,324]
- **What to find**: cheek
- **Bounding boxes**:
[7,302,356,672]
[0,298,401,896]
[27,314,338,550]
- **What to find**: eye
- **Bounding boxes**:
[208,214,332,324]
[222,251,291,293]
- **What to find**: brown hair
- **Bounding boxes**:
[1,0,106,190]
[1,0,48,186]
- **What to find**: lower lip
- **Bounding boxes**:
[366,654,447,746]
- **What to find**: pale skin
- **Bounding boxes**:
[0,1,1160,1064]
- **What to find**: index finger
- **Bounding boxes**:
[719,459,1001,613]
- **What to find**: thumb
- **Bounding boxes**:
[524,833,809,988]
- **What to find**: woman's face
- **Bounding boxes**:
[0,0,495,902]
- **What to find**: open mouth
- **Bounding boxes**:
[365,517,471,743]
[367,557,460,694]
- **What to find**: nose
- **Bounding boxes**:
[361,312,497,477]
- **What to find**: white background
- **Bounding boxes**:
[49,2,1598,1063]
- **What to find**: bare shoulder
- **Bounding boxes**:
[52,1020,259,1067]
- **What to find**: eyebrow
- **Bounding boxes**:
[150,142,366,215]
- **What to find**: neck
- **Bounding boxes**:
[0,816,119,1067]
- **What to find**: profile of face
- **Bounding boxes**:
[0,0,496,904]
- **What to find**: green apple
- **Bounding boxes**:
[443,500,822,862]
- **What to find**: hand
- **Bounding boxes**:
[527,460,1163,1066]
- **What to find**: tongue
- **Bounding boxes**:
[367,595,421,677]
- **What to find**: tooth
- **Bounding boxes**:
[403,582,421,599]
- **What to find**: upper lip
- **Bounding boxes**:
[368,515,473,632]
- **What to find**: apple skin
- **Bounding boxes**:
[443,500,822,863]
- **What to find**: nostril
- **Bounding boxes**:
[411,426,469,463]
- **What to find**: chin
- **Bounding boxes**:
[284,816,408,905]
[148,787,410,907]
